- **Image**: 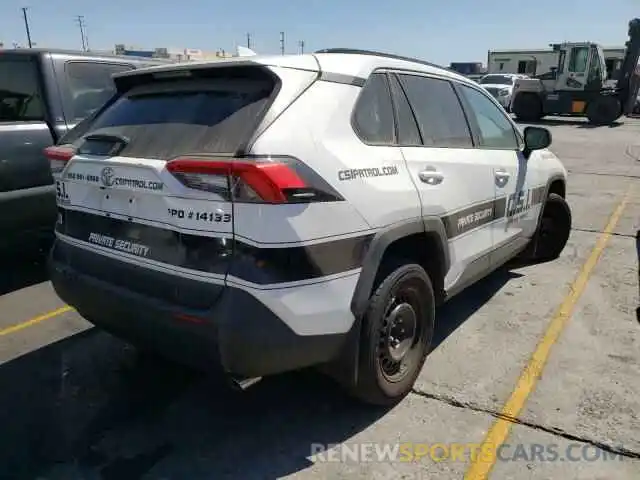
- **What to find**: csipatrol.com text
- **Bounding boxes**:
[310,442,624,463]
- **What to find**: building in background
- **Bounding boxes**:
[487,46,625,79]
[114,44,234,61]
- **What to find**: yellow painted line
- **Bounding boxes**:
[0,305,74,337]
[465,185,633,480]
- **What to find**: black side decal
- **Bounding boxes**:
[57,209,373,285]
[442,185,547,240]
[442,198,500,239]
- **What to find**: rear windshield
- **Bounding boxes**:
[71,74,275,159]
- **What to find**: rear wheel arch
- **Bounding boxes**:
[350,217,449,320]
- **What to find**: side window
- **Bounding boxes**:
[0,57,45,122]
[587,47,601,82]
[397,74,473,148]
[558,51,566,73]
[388,74,421,146]
[458,84,519,150]
[568,47,589,73]
[65,61,133,122]
[352,72,395,144]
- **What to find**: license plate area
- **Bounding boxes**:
[99,189,139,217]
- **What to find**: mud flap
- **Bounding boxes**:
[318,316,363,389]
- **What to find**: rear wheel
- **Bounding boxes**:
[522,193,572,263]
[512,93,543,122]
[347,260,434,406]
[586,96,622,125]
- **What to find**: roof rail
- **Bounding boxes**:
[314,48,449,71]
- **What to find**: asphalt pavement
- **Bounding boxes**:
[0,115,638,480]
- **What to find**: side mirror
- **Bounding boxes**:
[523,126,551,158]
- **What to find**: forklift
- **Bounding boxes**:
[511,18,640,125]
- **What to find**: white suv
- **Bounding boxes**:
[46,49,572,406]
[478,73,529,112]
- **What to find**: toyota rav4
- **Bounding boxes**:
[46,49,572,406]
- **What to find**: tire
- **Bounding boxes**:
[512,93,543,122]
[523,193,572,263]
[347,260,435,406]
[586,96,622,125]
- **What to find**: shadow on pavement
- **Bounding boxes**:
[0,254,50,297]
[432,268,523,350]
[0,266,521,480]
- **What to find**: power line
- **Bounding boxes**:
[21,7,32,48]
[280,31,285,55]
[75,15,87,51]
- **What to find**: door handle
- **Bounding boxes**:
[418,168,444,185]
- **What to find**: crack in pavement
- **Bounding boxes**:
[567,171,640,179]
[410,388,640,460]
[572,227,637,238]
[566,146,640,182]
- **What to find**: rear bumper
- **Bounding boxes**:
[48,240,349,378]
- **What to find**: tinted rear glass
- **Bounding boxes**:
[75,75,275,159]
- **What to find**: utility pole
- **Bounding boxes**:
[75,15,87,51]
[280,31,285,55]
[21,7,33,48]
[299,40,305,54]
[246,33,251,49]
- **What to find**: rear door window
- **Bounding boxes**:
[388,74,421,146]
[0,56,45,122]
[64,61,134,122]
[74,74,276,159]
[397,73,473,148]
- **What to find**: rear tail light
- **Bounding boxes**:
[44,145,76,174]
[166,156,344,204]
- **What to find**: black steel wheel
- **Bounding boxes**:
[586,96,622,126]
[348,260,434,406]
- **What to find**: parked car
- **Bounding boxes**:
[47,49,571,406]
[478,73,529,112]
[0,49,170,256]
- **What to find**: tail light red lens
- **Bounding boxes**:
[44,145,76,174]
[166,157,309,203]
